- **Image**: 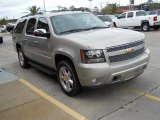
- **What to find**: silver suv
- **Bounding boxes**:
[13,11,150,96]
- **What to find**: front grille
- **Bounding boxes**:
[106,40,144,52]
[109,48,144,63]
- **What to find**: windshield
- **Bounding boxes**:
[50,13,106,35]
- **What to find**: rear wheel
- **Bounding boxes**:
[57,60,81,96]
[18,48,29,68]
[153,26,160,30]
[0,37,3,44]
[142,23,150,32]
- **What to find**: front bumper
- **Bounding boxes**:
[76,49,150,87]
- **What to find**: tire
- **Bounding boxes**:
[142,23,150,32]
[153,26,160,30]
[113,22,117,28]
[57,60,81,96]
[0,37,3,44]
[18,48,29,68]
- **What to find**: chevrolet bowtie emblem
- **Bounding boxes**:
[126,48,134,53]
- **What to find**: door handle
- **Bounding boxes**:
[24,38,27,41]
[33,41,39,44]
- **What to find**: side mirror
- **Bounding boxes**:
[33,29,50,38]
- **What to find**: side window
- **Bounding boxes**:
[37,17,49,32]
[119,13,126,19]
[14,19,27,33]
[127,12,133,18]
[149,11,156,15]
[136,11,146,16]
[26,18,36,35]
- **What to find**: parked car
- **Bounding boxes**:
[0,25,6,33]
[6,23,15,33]
[112,10,160,31]
[13,11,150,96]
[97,15,117,27]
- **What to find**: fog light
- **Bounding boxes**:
[92,79,97,84]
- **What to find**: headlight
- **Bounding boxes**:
[80,49,106,63]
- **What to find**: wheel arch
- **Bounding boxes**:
[141,20,150,26]
[55,53,75,69]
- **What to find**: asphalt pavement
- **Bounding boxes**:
[0,29,160,120]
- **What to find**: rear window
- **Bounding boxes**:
[158,11,160,15]
[136,11,146,16]
[149,11,157,15]
[14,19,26,33]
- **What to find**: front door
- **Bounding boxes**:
[33,17,52,67]
[116,13,127,27]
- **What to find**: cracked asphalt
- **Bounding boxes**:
[0,29,160,120]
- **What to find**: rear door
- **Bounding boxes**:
[33,17,52,67]
[134,11,146,26]
[126,12,134,27]
[13,19,27,53]
[23,18,37,60]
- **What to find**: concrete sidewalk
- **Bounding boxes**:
[0,69,87,120]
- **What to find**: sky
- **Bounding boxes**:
[0,0,160,19]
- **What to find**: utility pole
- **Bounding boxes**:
[43,0,46,13]
[88,0,93,12]
[141,0,143,10]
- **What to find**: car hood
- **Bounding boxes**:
[61,28,145,49]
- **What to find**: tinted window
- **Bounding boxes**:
[37,17,49,32]
[119,13,126,19]
[26,18,36,35]
[136,11,146,16]
[127,12,133,18]
[157,11,160,15]
[149,11,157,15]
[14,19,26,33]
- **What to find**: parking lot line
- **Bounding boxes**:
[124,87,160,102]
[0,48,16,55]
[19,79,88,120]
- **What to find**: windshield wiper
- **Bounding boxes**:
[59,26,108,35]
[85,26,108,30]
[59,29,87,34]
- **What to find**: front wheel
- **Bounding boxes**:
[57,60,81,96]
[142,23,150,32]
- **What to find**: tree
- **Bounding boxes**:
[102,3,120,14]
[27,6,41,15]
[148,3,160,10]
[0,18,7,25]
[69,5,75,11]
[93,6,99,15]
